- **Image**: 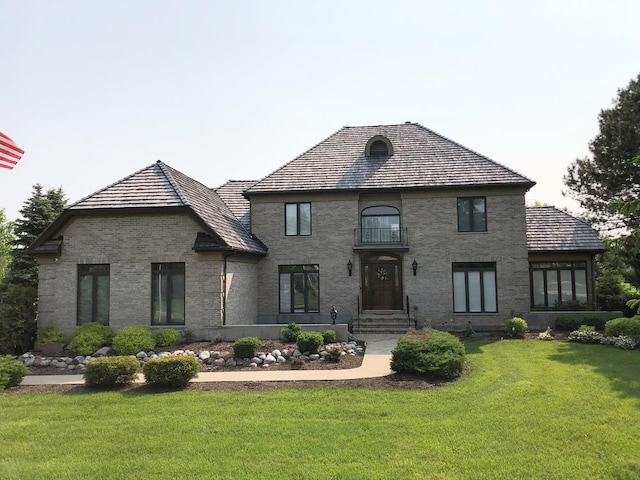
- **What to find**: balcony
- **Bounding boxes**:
[353,227,409,250]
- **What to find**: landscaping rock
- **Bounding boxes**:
[93,346,112,357]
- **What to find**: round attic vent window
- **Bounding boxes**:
[365,135,394,157]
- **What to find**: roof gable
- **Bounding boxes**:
[245,123,535,195]
[35,161,266,255]
[526,206,605,252]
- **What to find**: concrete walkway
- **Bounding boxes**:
[20,334,400,386]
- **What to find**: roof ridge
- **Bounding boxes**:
[155,160,190,206]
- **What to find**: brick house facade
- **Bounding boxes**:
[32,123,604,338]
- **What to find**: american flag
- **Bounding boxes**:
[0,131,25,169]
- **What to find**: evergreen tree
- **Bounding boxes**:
[564,73,640,232]
[0,185,66,354]
[0,209,14,281]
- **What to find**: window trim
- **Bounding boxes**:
[285,202,312,236]
[278,264,320,313]
[151,262,186,326]
[77,264,110,326]
[452,262,498,313]
[457,196,487,232]
[529,261,588,309]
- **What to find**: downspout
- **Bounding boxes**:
[222,251,235,325]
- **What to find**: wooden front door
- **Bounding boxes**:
[361,254,403,310]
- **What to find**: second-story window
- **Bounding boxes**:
[285,203,311,236]
[361,206,400,243]
[457,197,487,232]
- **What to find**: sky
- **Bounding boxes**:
[1,0,639,222]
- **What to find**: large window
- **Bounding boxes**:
[285,203,311,236]
[530,262,587,309]
[457,197,487,232]
[453,262,497,313]
[77,264,110,325]
[152,263,185,325]
[361,206,400,243]
[279,265,319,313]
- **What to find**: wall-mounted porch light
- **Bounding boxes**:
[330,306,338,324]
[347,260,353,276]
[412,259,418,276]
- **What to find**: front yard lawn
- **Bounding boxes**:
[1,340,639,479]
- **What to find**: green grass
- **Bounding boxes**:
[1,340,639,479]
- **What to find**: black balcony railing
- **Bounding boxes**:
[354,227,409,246]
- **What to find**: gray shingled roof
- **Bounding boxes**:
[526,207,605,252]
[245,123,535,195]
[38,161,266,255]
[215,180,256,230]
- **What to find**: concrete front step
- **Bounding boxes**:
[353,315,415,335]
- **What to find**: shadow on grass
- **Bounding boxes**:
[548,342,640,406]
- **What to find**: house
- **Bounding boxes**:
[31,123,605,339]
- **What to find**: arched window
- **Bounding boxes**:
[369,140,389,156]
[361,206,400,243]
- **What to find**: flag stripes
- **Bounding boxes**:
[0,131,25,169]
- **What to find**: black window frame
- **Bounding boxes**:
[285,202,312,236]
[77,264,110,326]
[278,264,320,313]
[452,262,498,313]
[457,197,487,232]
[529,261,588,309]
[151,262,186,326]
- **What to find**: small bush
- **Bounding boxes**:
[297,331,324,354]
[72,322,114,345]
[605,317,640,337]
[325,346,342,362]
[112,327,156,356]
[579,325,596,332]
[232,337,261,359]
[69,331,106,356]
[567,330,604,344]
[600,335,637,350]
[0,355,30,390]
[322,330,337,344]
[290,358,306,369]
[35,327,67,349]
[281,322,302,342]
[83,356,139,388]
[143,356,200,388]
[583,316,607,330]
[505,317,528,338]
[555,316,581,331]
[154,329,180,347]
[391,329,466,380]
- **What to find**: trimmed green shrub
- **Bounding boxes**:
[154,329,180,347]
[391,329,466,380]
[325,346,342,362]
[297,331,324,354]
[555,316,582,331]
[281,322,302,342]
[505,317,528,338]
[112,327,156,356]
[322,329,337,344]
[68,331,106,356]
[179,329,194,344]
[35,327,67,349]
[232,337,261,359]
[0,355,30,390]
[584,316,607,330]
[72,322,114,344]
[143,356,200,388]
[605,317,640,337]
[83,356,140,388]
[579,325,596,332]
